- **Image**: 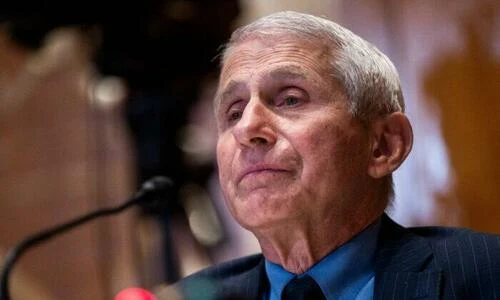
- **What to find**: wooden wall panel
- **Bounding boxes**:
[0,28,138,300]
[341,0,500,232]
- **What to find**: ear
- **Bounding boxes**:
[367,112,413,179]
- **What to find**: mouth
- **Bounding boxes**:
[237,165,289,183]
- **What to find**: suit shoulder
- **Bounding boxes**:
[409,225,500,273]
[380,217,500,299]
[407,225,499,245]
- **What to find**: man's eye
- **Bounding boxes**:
[282,96,300,106]
[228,111,243,121]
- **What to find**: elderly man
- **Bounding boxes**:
[165,11,500,300]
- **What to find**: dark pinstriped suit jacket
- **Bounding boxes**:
[175,214,500,299]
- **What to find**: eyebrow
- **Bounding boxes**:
[215,80,246,114]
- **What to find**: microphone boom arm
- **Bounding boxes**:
[0,176,172,300]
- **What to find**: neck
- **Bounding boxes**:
[255,212,382,274]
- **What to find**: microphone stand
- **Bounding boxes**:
[0,176,172,300]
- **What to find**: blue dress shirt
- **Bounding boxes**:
[264,219,381,300]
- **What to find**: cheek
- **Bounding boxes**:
[299,123,364,184]
[216,140,230,185]
[303,123,343,160]
[216,137,238,197]
[216,136,231,169]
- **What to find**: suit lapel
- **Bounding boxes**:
[374,215,442,300]
[174,254,267,300]
[215,257,268,300]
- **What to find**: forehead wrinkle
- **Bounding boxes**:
[268,66,308,82]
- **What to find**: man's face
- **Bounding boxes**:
[215,36,373,231]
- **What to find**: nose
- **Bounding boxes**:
[232,100,277,148]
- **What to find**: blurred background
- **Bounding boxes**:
[0,0,499,299]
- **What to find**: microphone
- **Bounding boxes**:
[0,176,173,300]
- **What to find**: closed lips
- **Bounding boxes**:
[238,165,289,182]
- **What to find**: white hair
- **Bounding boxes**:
[221,11,405,122]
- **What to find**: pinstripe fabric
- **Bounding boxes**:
[172,215,500,300]
[375,215,500,300]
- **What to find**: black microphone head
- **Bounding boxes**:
[140,176,174,194]
[134,176,175,213]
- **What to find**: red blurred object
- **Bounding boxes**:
[115,287,157,300]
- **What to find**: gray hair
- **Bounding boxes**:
[220,11,404,203]
[221,11,405,122]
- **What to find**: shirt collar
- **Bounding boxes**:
[265,218,381,299]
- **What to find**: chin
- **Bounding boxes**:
[236,216,284,232]
[226,189,303,228]
[233,206,299,232]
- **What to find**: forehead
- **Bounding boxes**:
[215,36,331,107]
[221,36,330,80]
